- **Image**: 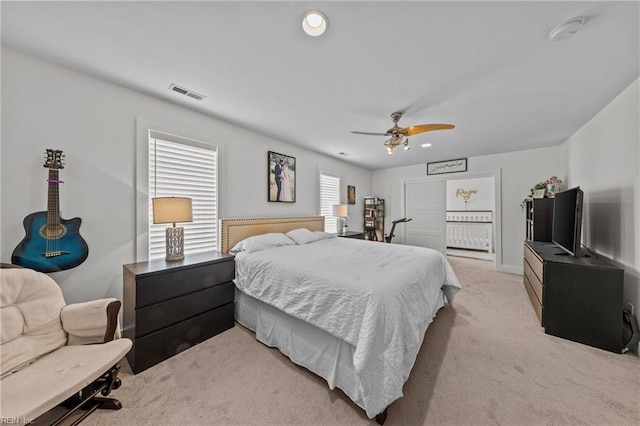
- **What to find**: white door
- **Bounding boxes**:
[404,179,447,254]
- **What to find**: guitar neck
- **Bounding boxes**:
[47,169,61,225]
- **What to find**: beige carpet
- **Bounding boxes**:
[87,257,640,425]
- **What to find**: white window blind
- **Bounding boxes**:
[149,133,218,260]
[320,171,340,233]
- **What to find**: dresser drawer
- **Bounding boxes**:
[523,272,543,325]
[134,281,234,337]
[524,243,544,283]
[129,302,234,374]
[136,261,234,308]
[523,260,543,305]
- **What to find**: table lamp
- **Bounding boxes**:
[152,197,193,261]
[332,204,349,235]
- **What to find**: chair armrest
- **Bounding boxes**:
[61,298,121,345]
[0,263,24,269]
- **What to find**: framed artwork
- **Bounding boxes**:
[268,151,296,203]
[427,158,468,175]
[533,189,546,199]
[347,185,356,204]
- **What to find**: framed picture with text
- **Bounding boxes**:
[427,158,467,175]
[268,151,296,203]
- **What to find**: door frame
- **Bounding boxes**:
[401,168,504,271]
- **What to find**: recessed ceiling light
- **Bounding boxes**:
[302,11,328,37]
[549,17,586,42]
[421,143,432,148]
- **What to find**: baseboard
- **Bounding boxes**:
[497,264,523,275]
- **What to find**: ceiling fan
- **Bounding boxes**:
[351,111,455,156]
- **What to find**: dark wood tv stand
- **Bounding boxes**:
[523,241,623,353]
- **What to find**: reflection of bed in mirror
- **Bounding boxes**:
[220,216,460,424]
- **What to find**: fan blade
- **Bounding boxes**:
[399,124,455,136]
[351,131,389,136]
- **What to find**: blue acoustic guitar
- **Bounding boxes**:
[12,149,89,272]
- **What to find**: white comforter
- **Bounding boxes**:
[234,237,460,418]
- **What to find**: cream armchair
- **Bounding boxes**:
[0,266,132,424]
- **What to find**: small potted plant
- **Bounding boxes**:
[521,181,548,208]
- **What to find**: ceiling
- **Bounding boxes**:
[2,1,638,170]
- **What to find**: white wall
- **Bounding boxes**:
[372,146,562,273]
[0,48,372,303]
[446,177,495,211]
[560,78,639,324]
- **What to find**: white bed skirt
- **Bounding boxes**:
[235,287,366,409]
[235,286,445,418]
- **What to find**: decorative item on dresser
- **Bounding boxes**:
[152,196,193,261]
[123,251,235,374]
[523,241,623,353]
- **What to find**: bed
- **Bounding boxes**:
[220,217,460,423]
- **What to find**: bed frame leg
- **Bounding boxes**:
[375,408,388,425]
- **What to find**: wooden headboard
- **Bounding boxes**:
[220,216,325,254]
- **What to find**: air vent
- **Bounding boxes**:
[186,92,204,101]
[169,84,205,101]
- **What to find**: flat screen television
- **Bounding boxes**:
[552,186,584,256]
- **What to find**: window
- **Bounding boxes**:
[149,131,218,260]
[319,171,340,232]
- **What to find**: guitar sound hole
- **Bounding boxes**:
[39,224,68,239]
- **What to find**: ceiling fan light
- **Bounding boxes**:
[350,111,455,157]
[302,11,328,37]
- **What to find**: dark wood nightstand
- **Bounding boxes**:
[123,251,235,374]
[337,231,365,239]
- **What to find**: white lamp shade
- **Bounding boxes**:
[332,204,348,218]
[152,197,193,224]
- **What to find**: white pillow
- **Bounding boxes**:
[286,228,318,245]
[314,231,336,240]
[230,233,296,254]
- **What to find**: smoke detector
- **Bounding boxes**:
[549,17,586,42]
[168,83,205,101]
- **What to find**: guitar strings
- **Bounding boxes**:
[46,169,61,257]
[47,171,53,256]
